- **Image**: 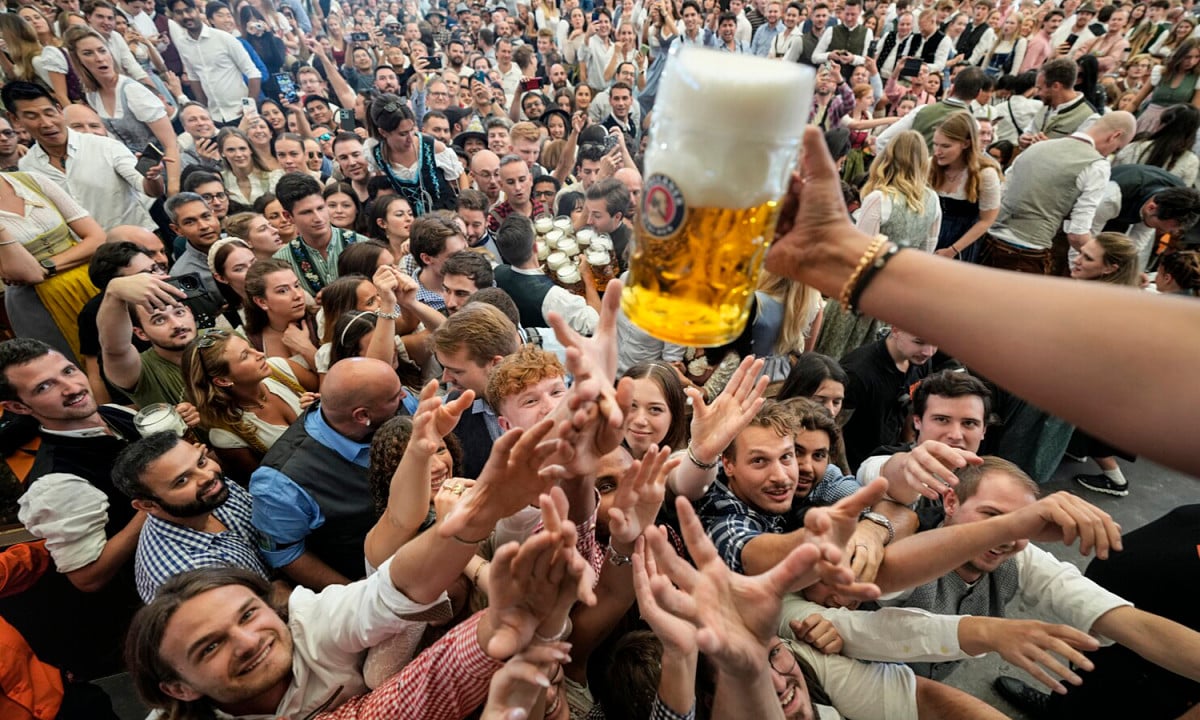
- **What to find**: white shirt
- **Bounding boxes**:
[17,408,137,574]
[873,97,973,154]
[86,75,167,125]
[913,31,954,72]
[266,557,449,718]
[170,24,262,122]
[32,46,68,90]
[19,129,154,231]
[992,94,1043,145]
[735,11,753,45]
[788,638,920,720]
[880,542,1132,643]
[511,265,599,334]
[812,21,875,66]
[210,359,304,450]
[0,172,88,246]
[1089,181,1158,269]
[769,26,803,58]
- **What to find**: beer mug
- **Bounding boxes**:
[133,403,188,438]
[622,47,815,346]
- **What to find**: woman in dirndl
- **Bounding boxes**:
[0,171,104,361]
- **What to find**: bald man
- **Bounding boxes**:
[613,167,642,222]
[250,358,408,589]
[63,103,108,136]
[470,149,503,206]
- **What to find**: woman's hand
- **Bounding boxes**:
[299,391,320,409]
[435,477,476,519]
[175,402,201,428]
[282,318,317,355]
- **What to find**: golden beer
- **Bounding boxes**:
[625,203,781,346]
[621,46,814,346]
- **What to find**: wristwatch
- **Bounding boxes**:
[860,511,895,545]
[40,259,57,278]
[606,543,633,567]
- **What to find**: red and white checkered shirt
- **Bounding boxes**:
[318,611,503,720]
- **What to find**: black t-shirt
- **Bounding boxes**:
[840,338,930,472]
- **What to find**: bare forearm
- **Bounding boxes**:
[874,515,1020,593]
[797,239,1200,477]
[1094,606,1200,683]
[566,548,634,675]
[742,529,809,577]
[712,667,785,720]
[96,294,141,389]
[914,676,1008,719]
[388,520,478,604]
[657,648,698,716]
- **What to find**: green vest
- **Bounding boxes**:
[1035,95,1095,140]
[829,22,869,55]
[993,136,1100,250]
[910,100,970,149]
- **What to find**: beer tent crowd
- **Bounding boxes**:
[1,0,1200,716]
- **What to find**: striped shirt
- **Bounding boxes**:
[134,481,268,603]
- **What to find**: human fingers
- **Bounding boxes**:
[644,523,697,593]
[673,495,718,567]
[831,478,888,520]
[789,614,822,641]
[806,623,843,655]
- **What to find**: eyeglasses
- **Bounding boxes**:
[768,641,797,676]
[307,151,321,158]
[201,191,227,202]
[318,132,333,142]
[533,189,556,198]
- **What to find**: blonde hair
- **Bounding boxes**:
[757,269,821,355]
[1091,232,1141,287]
[182,331,306,456]
[510,120,542,143]
[862,130,930,213]
[0,14,44,83]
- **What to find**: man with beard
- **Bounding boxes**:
[97,266,201,413]
[250,358,407,589]
[4,339,147,679]
[113,432,267,603]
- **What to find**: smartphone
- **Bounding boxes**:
[602,130,619,154]
[899,57,922,79]
[592,9,600,21]
[135,142,164,176]
[275,72,299,104]
[240,96,257,115]
[166,274,209,301]
[338,108,356,132]
[519,77,542,92]
[473,70,489,85]
[425,56,443,70]
[639,43,650,56]
[350,31,372,41]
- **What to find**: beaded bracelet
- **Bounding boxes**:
[838,235,887,312]
[848,242,901,315]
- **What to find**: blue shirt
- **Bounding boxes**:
[249,409,371,568]
[750,20,785,56]
[134,482,268,602]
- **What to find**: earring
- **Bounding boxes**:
[364,418,371,427]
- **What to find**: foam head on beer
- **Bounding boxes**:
[624,47,815,347]
[651,47,815,209]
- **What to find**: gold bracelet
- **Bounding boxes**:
[838,235,888,313]
[471,559,489,588]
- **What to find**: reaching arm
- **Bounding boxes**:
[1091,606,1200,684]
[913,676,1009,719]
[768,125,1200,478]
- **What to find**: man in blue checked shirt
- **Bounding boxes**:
[112,431,269,603]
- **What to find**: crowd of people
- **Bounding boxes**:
[0,0,1198,717]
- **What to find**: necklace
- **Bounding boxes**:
[243,387,270,410]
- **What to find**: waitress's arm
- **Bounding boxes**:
[47,216,105,272]
[0,228,49,283]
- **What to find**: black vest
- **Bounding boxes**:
[260,406,374,581]
[1107,164,1185,230]
[877,30,916,74]
[451,395,495,480]
[914,30,946,64]
[4,406,142,680]
[957,21,990,58]
[494,264,556,329]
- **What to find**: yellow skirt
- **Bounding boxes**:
[33,264,98,363]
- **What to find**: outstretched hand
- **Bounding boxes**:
[608,445,678,547]
[641,496,857,677]
[686,355,769,460]
[439,418,565,541]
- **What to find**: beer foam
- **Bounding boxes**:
[649,47,815,209]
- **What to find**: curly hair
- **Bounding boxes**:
[368,415,463,516]
[484,344,566,411]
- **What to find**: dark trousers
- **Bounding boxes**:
[978,234,1054,275]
